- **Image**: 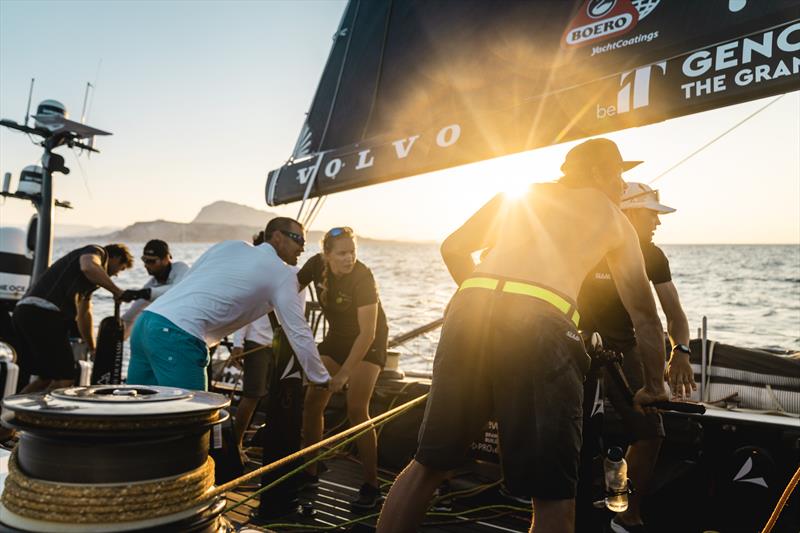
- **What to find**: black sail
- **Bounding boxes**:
[266,0,800,205]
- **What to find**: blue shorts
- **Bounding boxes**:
[128,311,209,391]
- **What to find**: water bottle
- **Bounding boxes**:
[604,446,629,512]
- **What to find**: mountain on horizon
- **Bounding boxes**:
[95,201,277,242]
[86,200,428,244]
[191,201,277,227]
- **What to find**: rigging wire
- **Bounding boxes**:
[70,150,93,199]
[85,59,103,125]
[648,94,785,185]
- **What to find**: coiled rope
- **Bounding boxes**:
[213,392,428,513]
[1,449,215,524]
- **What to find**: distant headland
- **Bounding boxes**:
[87,201,427,244]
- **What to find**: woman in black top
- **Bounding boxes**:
[297,227,388,509]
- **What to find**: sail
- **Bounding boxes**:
[266,0,800,206]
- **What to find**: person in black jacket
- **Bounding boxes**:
[297,227,389,510]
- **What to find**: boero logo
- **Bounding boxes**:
[587,0,617,18]
[562,0,644,48]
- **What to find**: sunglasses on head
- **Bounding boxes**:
[280,229,305,246]
[327,226,353,238]
[141,256,159,265]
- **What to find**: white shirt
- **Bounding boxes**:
[122,261,190,326]
[233,312,273,347]
[147,241,329,384]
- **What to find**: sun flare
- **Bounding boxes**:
[500,175,531,199]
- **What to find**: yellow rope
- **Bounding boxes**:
[1,450,216,524]
[209,392,428,499]
[13,411,219,431]
[761,465,800,533]
[0,391,429,525]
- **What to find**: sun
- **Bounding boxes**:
[500,175,531,199]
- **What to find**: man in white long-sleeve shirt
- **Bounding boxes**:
[128,217,331,391]
[121,240,189,339]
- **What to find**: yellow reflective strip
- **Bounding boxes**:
[571,310,580,327]
[459,277,499,291]
[502,281,571,314]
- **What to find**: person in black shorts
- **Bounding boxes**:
[377,138,669,533]
[578,182,695,533]
[298,226,389,510]
[12,243,134,393]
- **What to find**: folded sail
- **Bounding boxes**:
[266,0,800,205]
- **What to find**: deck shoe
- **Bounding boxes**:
[609,517,648,533]
[250,502,301,523]
[350,483,383,511]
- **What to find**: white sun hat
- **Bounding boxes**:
[621,182,676,213]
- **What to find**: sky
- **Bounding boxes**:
[1,0,798,244]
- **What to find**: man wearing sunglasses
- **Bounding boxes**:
[128,217,331,392]
[578,182,695,533]
[121,240,189,338]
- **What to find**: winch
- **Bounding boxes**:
[0,385,232,532]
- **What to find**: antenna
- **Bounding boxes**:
[80,82,93,124]
[23,78,35,127]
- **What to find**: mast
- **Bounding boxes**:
[1,100,111,281]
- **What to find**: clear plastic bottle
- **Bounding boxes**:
[604,446,629,513]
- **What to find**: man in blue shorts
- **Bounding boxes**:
[128,217,332,392]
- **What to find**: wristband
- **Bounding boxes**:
[672,343,691,355]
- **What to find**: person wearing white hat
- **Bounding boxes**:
[578,182,695,533]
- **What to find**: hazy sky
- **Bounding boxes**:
[1,0,798,244]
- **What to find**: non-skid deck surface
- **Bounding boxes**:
[225,454,531,532]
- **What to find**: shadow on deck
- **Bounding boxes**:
[224,453,532,532]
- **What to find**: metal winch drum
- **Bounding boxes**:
[0,385,232,532]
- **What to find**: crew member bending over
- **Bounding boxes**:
[298,227,389,511]
[377,138,669,533]
[12,244,134,393]
[128,217,331,392]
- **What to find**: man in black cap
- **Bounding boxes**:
[378,138,669,533]
[122,239,189,337]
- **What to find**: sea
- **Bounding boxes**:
[54,240,800,375]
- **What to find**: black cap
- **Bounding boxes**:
[143,239,170,258]
[560,138,642,175]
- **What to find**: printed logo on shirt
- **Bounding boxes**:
[594,272,612,280]
[333,291,352,309]
[566,330,583,343]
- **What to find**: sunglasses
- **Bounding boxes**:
[327,226,353,238]
[280,229,306,246]
[141,256,160,265]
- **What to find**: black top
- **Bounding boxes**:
[297,253,389,339]
[27,245,107,319]
[577,243,671,351]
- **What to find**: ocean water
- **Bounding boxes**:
[54,240,799,374]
